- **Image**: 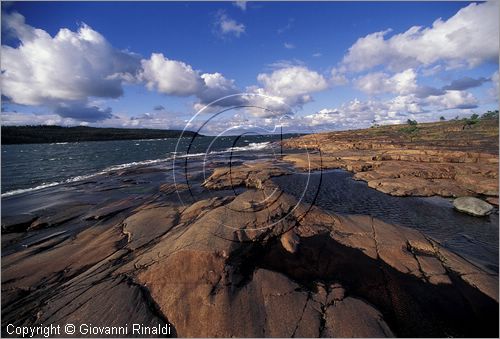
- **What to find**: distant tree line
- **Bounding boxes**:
[461,110,498,129]
[398,110,499,140]
[480,110,499,120]
[1,125,199,145]
[404,110,499,130]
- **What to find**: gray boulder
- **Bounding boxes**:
[453,197,494,217]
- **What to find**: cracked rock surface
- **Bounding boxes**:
[1,159,498,337]
[282,120,499,200]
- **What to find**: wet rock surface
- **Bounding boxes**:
[272,169,499,272]
[1,158,498,337]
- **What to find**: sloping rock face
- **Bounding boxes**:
[282,120,499,199]
[122,188,498,337]
[1,165,498,337]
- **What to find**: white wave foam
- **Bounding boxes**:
[1,182,61,197]
[181,152,206,158]
[102,158,167,171]
[2,141,273,198]
[1,157,169,198]
[225,141,271,152]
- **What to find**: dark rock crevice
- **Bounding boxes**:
[124,276,178,338]
[229,233,499,337]
[2,163,498,337]
[290,292,311,338]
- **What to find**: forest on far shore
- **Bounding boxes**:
[1,125,199,144]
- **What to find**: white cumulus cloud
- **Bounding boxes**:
[425,90,478,110]
[354,69,418,95]
[1,12,139,107]
[236,66,330,115]
[330,68,349,86]
[304,99,402,129]
[138,53,242,110]
[342,1,499,72]
[305,86,479,130]
[139,53,203,96]
[256,66,328,101]
[195,72,243,109]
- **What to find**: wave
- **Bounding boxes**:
[1,157,170,198]
[1,182,61,197]
[1,141,273,198]
[224,141,272,152]
[174,152,207,158]
[101,158,168,171]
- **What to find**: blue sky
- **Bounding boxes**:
[1,1,498,134]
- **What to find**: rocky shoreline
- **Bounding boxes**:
[283,120,499,201]
[1,152,499,337]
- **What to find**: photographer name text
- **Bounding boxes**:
[6,323,172,337]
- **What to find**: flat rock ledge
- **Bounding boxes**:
[282,125,499,199]
[2,173,498,337]
[282,151,498,199]
[201,160,291,190]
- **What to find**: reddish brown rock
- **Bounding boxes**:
[322,297,394,337]
[486,197,499,206]
[85,197,143,220]
[159,182,189,194]
[283,120,499,199]
[280,228,300,253]
[1,164,498,337]
[202,160,290,190]
[122,206,179,250]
